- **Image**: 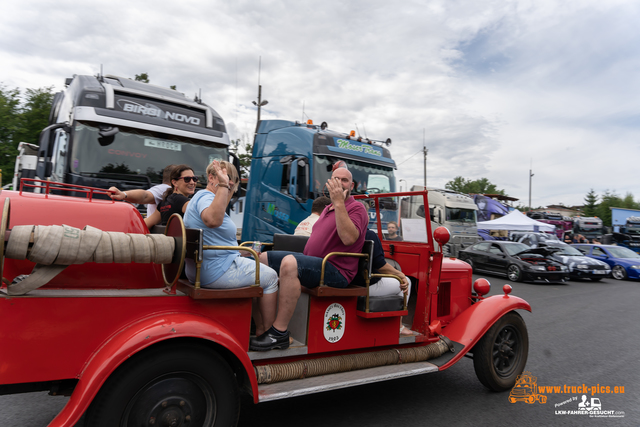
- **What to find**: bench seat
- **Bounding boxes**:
[177,279,263,299]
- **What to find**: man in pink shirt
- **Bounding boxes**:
[250,162,368,351]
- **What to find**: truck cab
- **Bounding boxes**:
[241,120,397,242]
[17,74,231,211]
[401,186,480,257]
[573,216,604,242]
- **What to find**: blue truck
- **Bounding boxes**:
[241,120,397,242]
[609,208,640,253]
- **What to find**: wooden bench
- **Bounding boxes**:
[162,214,263,299]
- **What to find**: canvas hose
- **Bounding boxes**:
[5,224,175,295]
[254,337,451,384]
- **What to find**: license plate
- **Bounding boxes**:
[593,270,607,275]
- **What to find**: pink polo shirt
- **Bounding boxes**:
[303,196,368,282]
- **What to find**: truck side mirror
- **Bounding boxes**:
[35,123,70,179]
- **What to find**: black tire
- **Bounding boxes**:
[612,265,627,280]
[85,343,240,427]
[465,258,474,273]
[473,312,529,391]
[507,264,521,282]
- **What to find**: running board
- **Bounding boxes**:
[257,361,439,402]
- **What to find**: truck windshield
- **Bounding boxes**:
[625,226,640,235]
[313,155,395,197]
[446,207,476,223]
[70,123,228,182]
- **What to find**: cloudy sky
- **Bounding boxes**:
[2,0,639,208]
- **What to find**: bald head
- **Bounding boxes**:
[331,167,354,197]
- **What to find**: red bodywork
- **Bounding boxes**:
[0,189,530,427]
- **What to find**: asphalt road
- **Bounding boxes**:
[2,275,638,426]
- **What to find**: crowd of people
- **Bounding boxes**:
[109,158,412,351]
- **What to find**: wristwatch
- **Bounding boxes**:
[123,192,128,200]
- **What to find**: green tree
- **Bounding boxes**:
[597,190,623,227]
[582,189,599,217]
[445,176,506,195]
[134,73,150,83]
[0,85,21,180]
[621,192,639,210]
[0,85,53,185]
[14,87,54,145]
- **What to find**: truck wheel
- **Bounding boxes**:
[85,343,240,427]
[507,265,521,282]
[612,265,627,280]
[473,312,529,392]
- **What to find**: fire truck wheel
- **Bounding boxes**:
[85,343,239,427]
[506,265,521,282]
[612,265,627,280]
[473,311,528,392]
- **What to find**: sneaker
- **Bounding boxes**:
[250,328,290,351]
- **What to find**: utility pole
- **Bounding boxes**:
[252,57,268,131]
[423,129,428,188]
[528,161,534,211]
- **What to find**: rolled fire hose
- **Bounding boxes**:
[255,337,452,384]
[5,224,175,296]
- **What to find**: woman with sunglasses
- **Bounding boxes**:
[183,160,279,334]
[144,164,198,228]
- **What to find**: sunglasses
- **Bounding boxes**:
[178,176,199,183]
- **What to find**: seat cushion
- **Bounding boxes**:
[357,295,403,312]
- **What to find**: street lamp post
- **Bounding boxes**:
[252,85,268,125]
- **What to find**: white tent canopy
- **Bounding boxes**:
[477,210,556,232]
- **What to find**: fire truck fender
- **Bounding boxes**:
[49,312,256,427]
[438,294,531,370]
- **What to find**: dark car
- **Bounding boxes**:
[513,235,611,281]
[458,241,569,283]
[572,244,640,280]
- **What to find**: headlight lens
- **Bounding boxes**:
[630,265,640,269]
[527,265,545,271]
[577,265,588,269]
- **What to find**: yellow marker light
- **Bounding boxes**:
[307,120,313,125]
[350,130,356,137]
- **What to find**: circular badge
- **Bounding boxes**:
[323,303,346,343]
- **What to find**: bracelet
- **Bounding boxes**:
[217,184,230,189]
[123,192,127,200]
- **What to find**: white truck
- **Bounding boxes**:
[401,186,480,257]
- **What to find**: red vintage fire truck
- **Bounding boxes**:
[0,182,531,427]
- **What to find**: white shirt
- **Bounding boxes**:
[146,184,170,216]
[294,213,320,236]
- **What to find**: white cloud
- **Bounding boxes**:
[2,0,640,208]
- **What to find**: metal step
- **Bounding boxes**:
[257,361,439,402]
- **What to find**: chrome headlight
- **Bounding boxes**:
[630,265,640,270]
[527,265,546,271]
[560,265,568,271]
[577,264,588,269]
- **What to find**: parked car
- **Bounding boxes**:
[513,233,611,281]
[572,244,640,280]
[509,231,559,244]
[459,241,569,283]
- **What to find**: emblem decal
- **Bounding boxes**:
[323,303,346,343]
